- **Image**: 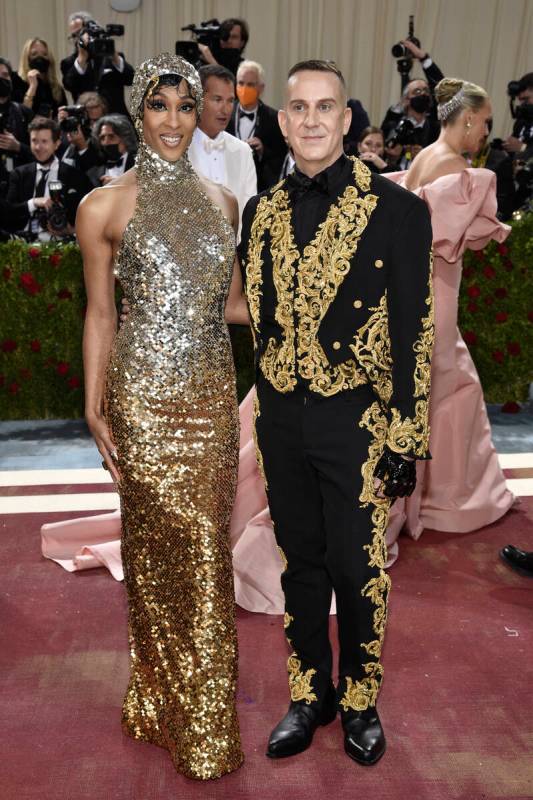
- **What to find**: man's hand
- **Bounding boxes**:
[198,43,217,65]
[57,106,68,123]
[503,136,526,154]
[0,132,21,153]
[120,297,131,323]
[76,35,90,67]
[374,447,417,499]
[33,197,53,210]
[246,136,264,156]
[400,39,427,61]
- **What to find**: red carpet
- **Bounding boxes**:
[1,502,533,800]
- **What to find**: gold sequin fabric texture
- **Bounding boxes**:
[104,62,242,778]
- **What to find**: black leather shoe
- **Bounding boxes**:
[342,707,386,765]
[500,545,533,577]
[266,686,337,758]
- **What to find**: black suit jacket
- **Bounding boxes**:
[239,158,434,459]
[7,161,91,228]
[227,100,287,191]
[86,152,136,187]
[61,52,134,116]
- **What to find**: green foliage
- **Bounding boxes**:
[458,210,533,403]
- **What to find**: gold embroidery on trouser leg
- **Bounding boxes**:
[288,655,318,704]
[252,392,268,489]
[340,402,391,713]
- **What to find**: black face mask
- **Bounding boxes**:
[0,77,12,98]
[103,143,122,163]
[29,57,50,73]
[410,94,431,114]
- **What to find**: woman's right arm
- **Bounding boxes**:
[77,192,121,482]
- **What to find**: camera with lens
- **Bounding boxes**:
[37,181,69,233]
[59,105,91,136]
[176,18,241,73]
[79,20,125,59]
[386,117,417,148]
[391,15,420,83]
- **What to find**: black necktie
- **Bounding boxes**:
[35,168,50,198]
[285,169,329,201]
[240,111,255,120]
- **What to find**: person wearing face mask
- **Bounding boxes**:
[0,57,34,176]
[357,126,395,173]
[226,60,287,191]
[86,114,136,187]
[18,38,66,118]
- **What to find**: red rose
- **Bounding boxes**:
[56,362,69,376]
[501,401,520,413]
[463,331,477,346]
[68,376,81,389]
[492,350,505,364]
[483,265,496,279]
[30,339,41,352]
[19,272,42,296]
[507,341,521,356]
[8,381,20,394]
[57,288,72,300]
[495,311,508,323]
[467,285,481,298]
[484,296,494,306]
[494,287,508,299]
[28,247,40,259]
[497,244,509,256]
[19,368,31,380]
[1,339,17,353]
[47,303,56,313]
[463,266,475,279]
[467,302,478,313]
[49,252,62,267]
[2,267,11,281]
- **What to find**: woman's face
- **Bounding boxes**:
[358,132,384,157]
[29,41,48,60]
[142,80,197,162]
[462,100,493,155]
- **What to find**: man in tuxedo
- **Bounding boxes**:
[238,60,433,765]
[226,60,287,190]
[86,114,136,187]
[7,116,90,239]
[188,64,257,232]
[60,11,134,116]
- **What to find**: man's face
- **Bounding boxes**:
[30,128,59,163]
[68,17,85,47]
[518,87,533,106]
[199,77,235,138]
[221,24,244,50]
[278,70,351,177]
[99,124,127,154]
[85,101,105,124]
[236,67,264,106]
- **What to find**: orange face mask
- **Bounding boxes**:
[236,84,259,108]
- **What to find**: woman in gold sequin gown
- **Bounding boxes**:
[77,54,248,780]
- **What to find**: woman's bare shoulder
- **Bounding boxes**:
[78,172,137,222]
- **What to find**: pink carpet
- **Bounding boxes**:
[1,501,532,800]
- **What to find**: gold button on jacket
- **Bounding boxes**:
[333,341,341,350]
[353,300,363,309]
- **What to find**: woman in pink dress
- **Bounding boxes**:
[42,78,515,611]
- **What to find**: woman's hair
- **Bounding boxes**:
[357,126,384,145]
[78,91,109,114]
[435,78,488,125]
[18,38,63,103]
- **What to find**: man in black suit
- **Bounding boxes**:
[227,59,287,190]
[86,114,136,188]
[60,11,134,116]
[238,60,433,766]
[7,116,90,239]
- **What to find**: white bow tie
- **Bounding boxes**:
[203,137,225,154]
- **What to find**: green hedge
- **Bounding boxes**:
[0,213,531,420]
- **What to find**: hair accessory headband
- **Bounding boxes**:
[437,86,465,121]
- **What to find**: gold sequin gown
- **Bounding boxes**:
[104,141,243,780]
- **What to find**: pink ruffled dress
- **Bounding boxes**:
[41,168,515,613]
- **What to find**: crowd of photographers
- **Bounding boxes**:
[0,10,532,242]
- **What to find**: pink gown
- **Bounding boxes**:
[41,167,514,613]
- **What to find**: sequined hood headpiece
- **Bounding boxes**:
[437,86,465,122]
[130,52,203,137]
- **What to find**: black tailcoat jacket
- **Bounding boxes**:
[238,156,434,460]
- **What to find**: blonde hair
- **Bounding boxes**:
[435,77,488,125]
[237,60,265,84]
[18,38,63,104]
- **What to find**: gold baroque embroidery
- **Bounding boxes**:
[288,654,317,704]
[252,392,268,490]
[277,545,288,571]
[283,612,294,629]
[386,252,434,457]
[350,294,392,405]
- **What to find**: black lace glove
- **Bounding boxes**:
[374,446,417,498]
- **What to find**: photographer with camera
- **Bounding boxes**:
[0,57,34,178]
[501,72,533,210]
[59,104,100,173]
[7,116,90,241]
[180,17,249,76]
[86,113,136,187]
[61,11,133,117]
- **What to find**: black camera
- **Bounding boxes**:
[37,180,68,233]
[79,20,125,59]
[60,104,90,135]
[176,18,241,73]
[392,15,420,59]
[386,117,417,148]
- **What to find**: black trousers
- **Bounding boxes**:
[254,376,392,712]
